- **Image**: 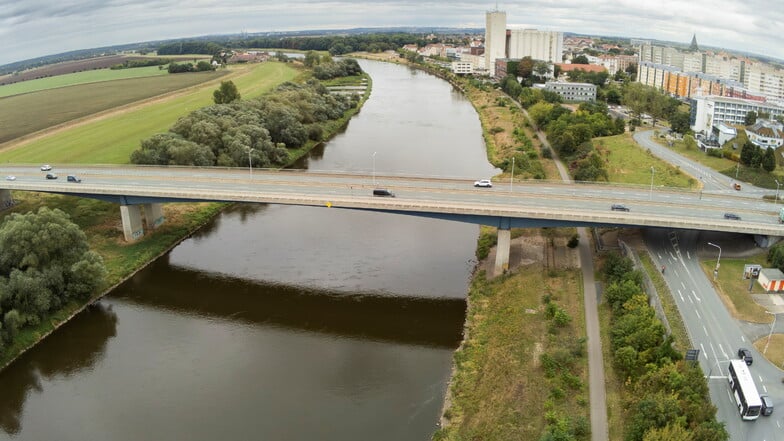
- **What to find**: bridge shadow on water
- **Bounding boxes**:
[0,303,118,435]
[110,255,467,350]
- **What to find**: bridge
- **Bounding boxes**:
[2,164,783,274]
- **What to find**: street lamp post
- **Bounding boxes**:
[510,156,515,192]
[707,242,721,280]
[247,148,255,178]
[764,311,777,354]
[649,166,655,200]
[776,179,781,204]
[372,151,377,186]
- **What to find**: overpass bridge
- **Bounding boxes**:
[2,164,783,274]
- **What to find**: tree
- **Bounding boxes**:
[303,50,320,68]
[683,135,697,150]
[669,111,691,134]
[572,54,589,64]
[213,80,241,104]
[769,243,784,271]
[763,147,776,172]
[740,140,756,165]
[745,111,757,126]
[517,56,535,85]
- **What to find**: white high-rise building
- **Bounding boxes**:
[507,29,563,63]
[485,10,507,77]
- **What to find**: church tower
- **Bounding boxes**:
[689,34,699,51]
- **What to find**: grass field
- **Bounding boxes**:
[0,66,170,98]
[700,254,774,323]
[0,71,226,145]
[597,132,697,188]
[0,62,299,164]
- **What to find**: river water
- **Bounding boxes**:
[0,60,496,440]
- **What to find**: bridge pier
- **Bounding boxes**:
[120,205,144,242]
[754,234,782,248]
[494,228,511,276]
[0,189,14,210]
[143,203,165,229]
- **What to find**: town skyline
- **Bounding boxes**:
[2,1,783,67]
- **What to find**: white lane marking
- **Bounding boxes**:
[700,343,707,359]
[696,310,702,319]
[658,253,662,260]
[719,344,727,359]
[681,282,686,290]
[777,420,781,428]
[703,325,708,336]
[673,270,679,278]
[670,252,677,260]
[689,296,694,304]
[687,251,691,259]
[692,290,700,302]
[763,385,768,393]
[741,335,746,342]
[759,375,764,383]
[678,289,684,302]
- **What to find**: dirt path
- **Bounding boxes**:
[0,65,252,154]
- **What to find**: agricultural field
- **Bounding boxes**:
[0,61,299,164]
[0,66,170,98]
[0,70,227,145]
[0,55,150,84]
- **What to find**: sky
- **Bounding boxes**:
[1,0,783,67]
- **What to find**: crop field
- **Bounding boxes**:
[0,70,227,145]
[0,62,299,164]
[0,66,170,98]
[0,55,149,84]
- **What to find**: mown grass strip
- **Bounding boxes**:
[0,66,170,98]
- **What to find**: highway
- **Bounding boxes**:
[1,164,784,235]
[635,130,784,439]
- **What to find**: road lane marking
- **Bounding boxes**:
[696,310,702,319]
[678,289,684,302]
[741,335,746,342]
[692,290,700,302]
[689,296,694,304]
[703,325,708,336]
[763,385,768,393]
[760,375,764,383]
[681,282,686,290]
[719,343,727,359]
[701,343,707,359]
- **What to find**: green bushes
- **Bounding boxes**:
[602,252,728,441]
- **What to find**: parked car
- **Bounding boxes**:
[733,182,742,191]
[67,175,82,183]
[738,348,753,365]
[45,173,58,180]
[372,189,395,197]
[5,175,16,181]
[40,164,52,171]
[474,179,493,188]
[611,204,630,212]
[724,213,741,220]
[761,394,774,416]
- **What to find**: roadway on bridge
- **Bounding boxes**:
[1,164,783,235]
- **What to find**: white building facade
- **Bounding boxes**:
[544,81,597,102]
[484,10,507,77]
[690,95,784,134]
[507,29,563,63]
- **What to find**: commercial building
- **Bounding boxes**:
[544,81,597,102]
[690,95,784,134]
[507,28,563,63]
[746,119,784,149]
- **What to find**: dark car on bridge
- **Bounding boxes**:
[45,173,58,180]
[372,189,395,197]
[611,204,630,212]
[724,213,741,220]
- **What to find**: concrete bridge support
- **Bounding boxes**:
[0,189,14,210]
[755,234,782,248]
[120,205,144,242]
[143,203,165,229]
[494,227,511,276]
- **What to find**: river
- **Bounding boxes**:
[0,59,496,440]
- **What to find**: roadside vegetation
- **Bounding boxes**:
[598,133,696,188]
[700,254,773,323]
[601,252,728,441]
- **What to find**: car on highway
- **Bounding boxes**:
[5,175,15,181]
[738,347,753,365]
[40,164,52,171]
[372,188,395,197]
[474,179,493,188]
[724,213,741,220]
[67,175,82,183]
[45,173,58,180]
[611,204,630,212]
[761,394,774,416]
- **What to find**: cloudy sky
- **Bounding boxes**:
[1,0,782,66]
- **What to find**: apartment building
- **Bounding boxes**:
[544,81,597,102]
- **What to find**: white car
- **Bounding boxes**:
[474,179,493,188]
[5,175,16,181]
[40,164,52,171]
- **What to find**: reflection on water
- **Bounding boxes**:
[0,303,117,434]
[115,258,466,348]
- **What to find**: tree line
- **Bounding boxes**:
[0,208,107,356]
[131,61,363,168]
[603,253,728,441]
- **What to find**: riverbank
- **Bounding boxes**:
[0,70,372,371]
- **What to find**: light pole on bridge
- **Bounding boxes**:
[707,242,721,280]
[372,151,377,186]
[247,148,255,178]
[649,166,655,200]
[776,179,781,204]
[510,156,514,192]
